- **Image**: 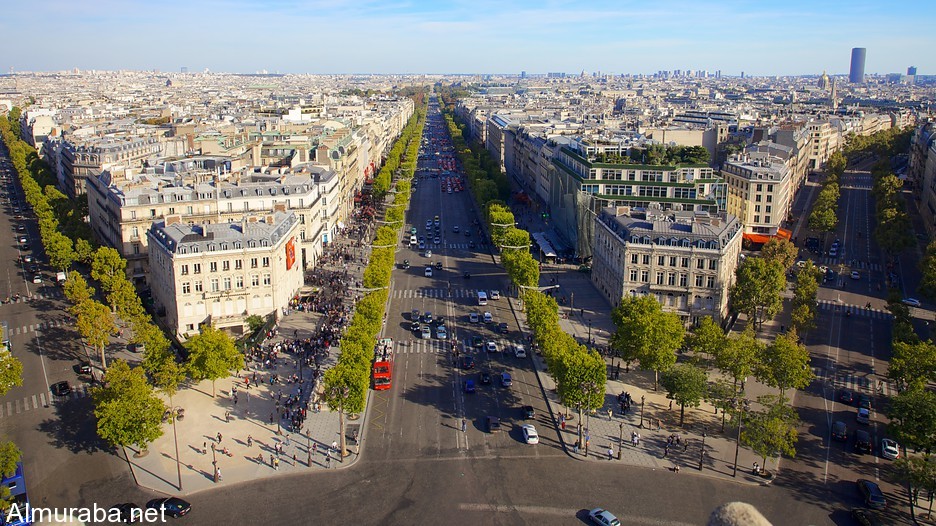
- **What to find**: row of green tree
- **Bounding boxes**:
[594,144,711,166]
[807,165,841,243]
[318,97,427,458]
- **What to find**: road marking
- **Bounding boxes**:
[14,399,20,414]
[39,393,46,407]
[31,394,37,409]
[5,402,10,415]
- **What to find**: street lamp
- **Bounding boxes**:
[639,395,646,428]
[698,425,707,470]
[587,320,592,345]
[275,401,281,435]
[732,398,750,478]
[617,422,624,460]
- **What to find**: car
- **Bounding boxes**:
[902,298,922,307]
[463,379,476,393]
[501,372,512,387]
[832,420,848,441]
[482,312,493,323]
[485,341,498,353]
[857,407,871,424]
[424,249,432,257]
[469,241,476,248]
[490,290,501,300]
[434,216,440,225]
[463,271,471,279]
[498,322,509,334]
[422,312,433,323]
[110,502,142,523]
[522,405,535,418]
[146,497,192,518]
[435,261,443,270]
[818,265,830,274]
[433,237,441,244]
[839,390,854,405]
[486,416,501,433]
[77,361,92,375]
[829,247,838,257]
[461,356,474,370]
[465,230,471,237]
[15,224,25,232]
[881,438,900,460]
[480,371,491,384]
[851,508,886,526]
[21,255,32,263]
[435,316,446,327]
[437,326,447,339]
[410,227,418,235]
[51,381,71,397]
[588,508,621,526]
[17,235,28,244]
[424,266,433,277]
[469,312,480,323]
[402,259,410,269]
[31,275,41,284]
[851,271,861,280]
[472,335,484,348]
[411,309,420,320]
[856,479,887,509]
[425,220,432,228]
[521,424,539,444]
[855,429,873,454]
[421,326,432,339]
[410,321,420,331]
[858,395,872,411]
[418,241,426,250]
[453,225,460,233]
[514,344,527,358]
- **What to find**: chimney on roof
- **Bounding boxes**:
[166,214,182,226]
[248,216,258,223]
[266,215,274,224]
[273,203,287,213]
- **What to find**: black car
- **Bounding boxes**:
[461,356,474,370]
[839,390,854,405]
[498,322,509,334]
[487,416,501,433]
[858,395,872,410]
[410,321,420,332]
[469,241,476,248]
[855,429,873,453]
[147,497,192,518]
[51,381,71,397]
[77,362,92,375]
[856,479,886,509]
[402,259,410,269]
[411,309,420,320]
[832,421,848,441]
[110,502,142,523]
[463,272,471,279]
[522,405,535,419]
[480,371,491,384]
[422,312,433,323]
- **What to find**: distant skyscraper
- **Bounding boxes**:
[520,70,526,79]
[908,66,917,76]
[849,48,866,83]
[181,66,188,73]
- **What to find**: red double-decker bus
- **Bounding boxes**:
[372,338,393,390]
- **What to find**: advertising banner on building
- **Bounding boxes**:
[286,237,296,270]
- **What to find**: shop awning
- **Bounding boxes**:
[531,232,557,258]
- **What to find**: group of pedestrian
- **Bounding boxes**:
[618,392,633,415]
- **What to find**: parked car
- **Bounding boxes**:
[881,438,900,460]
[420,326,432,339]
[855,429,873,454]
[501,372,512,387]
[490,290,501,300]
[486,416,501,433]
[463,379,476,393]
[461,356,474,370]
[832,421,848,441]
[858,395,872,411]
[857,408,871,425]
[902,298,922,307]
[839,390,854,405]
[146,497,192,518]
[469,312,480,323]
[588,508,621,526]
[856,479,887,509]
[514,344,527,358]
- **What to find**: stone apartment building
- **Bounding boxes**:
[60,135,163,199]
[721,152,794,242]
[147,209,303,339]
[590,206,742,325]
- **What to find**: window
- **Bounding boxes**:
[131,226,139,238]
[754,215,760,223]
[181,264,189,275]
[236,276,244,288]
[150,209,156,217]
[182,282,191,294]
[210,278,219,292]
[709,260,717,270]
[262,257,270,268]
[130,210,136,219]
[765,205,772,213]
[223,277,232,290]
[251,258,258,269]
[630,270,638,282]
[707,276,716,288]
[251,275,259,287]
[640,270,649,283]
[194,280,203,292]
[682,257,689,268]
[642,255,650,265]
[263,274,271,285]
[656,272,664,285]
[657,256,665,266]
[631,254,639,264]
[210,262,218,273]
[235,259,243,270]
[695,275,704,287]
[697,259,705,269]
[669,256,677,267]
[133,244,140,255]
[223,260,230,271]
[193,263,201,274]
[680,274,688,287]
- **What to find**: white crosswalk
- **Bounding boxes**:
[816,258,883,271]
[393,337,513,355]
[9,319,70,336]
[816,299,892,319]
[0,385,89,418]
[812,367,895,397]
[1,290,65,305]
[393,288,485,299]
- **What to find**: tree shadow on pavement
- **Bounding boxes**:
[37,397,110,454]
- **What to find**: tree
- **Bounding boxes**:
[886,389,936,453]
[553,346,606,449]
[760,238,798,272]
[755,329,813,397]
[321,362,369,461]
[186,325,244,397]
[0,347,23,397]
[895,455,936,518]
[708,379,737,432]
[73,299,117,369]
[0,441,21,502]
[45,231,75,271]
[729,258,786,329]
[741,395,799,470]
[610,295,685,389]
[660,363,708,426]
[74,238,94,265]
[717,325,764,395]
[107,278,145,322]
[889,340,936,393]
[686,317,727,361]
[90,247,127,293]
[63,271,95,305]
[245,315,265,334]
[92,360,165,453]
[919,241,936,302]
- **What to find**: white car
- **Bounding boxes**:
[424,249,432,258]
[485,341,498,353]
[490,290,501,300]
[424,267,433,277]
[514,344,527,358]
[521,424,539,444]
[850,271,860,280]
[437,326,447,340]
[469,312,480,323]
[903,298,922,307]
[588,508,621,526]
[881,438,900,460]
[482,312,493,323]
[420,326,432,339]
[32,275,42,284]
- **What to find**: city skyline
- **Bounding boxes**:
[3,0,935,76]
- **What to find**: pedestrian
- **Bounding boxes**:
[203,441,207,454]
[312,443,317,454]
[669,400,673,411]
[216,467,222,481]
[664,444,669,458]
[461,418,467,433]
[753,462,759,475]
[326,455,331,469]
[674,465,680,474]
[683,438,689,452]
[247,435,253,447]
[332,440,338,453]
[607,408,613,421]
[274,457,279,470]
[217,432,222,444]
[607,447,614,460]
[657,419,662,431]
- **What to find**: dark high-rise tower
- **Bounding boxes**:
[849,48,866,83]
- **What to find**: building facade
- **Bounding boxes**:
[590,206,742,326]
[722,153,793,240]
[147,209,303,339]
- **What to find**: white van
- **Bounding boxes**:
[410,235,418,246]
[477,291,488,306]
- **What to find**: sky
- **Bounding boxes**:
[3,0,935,76]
